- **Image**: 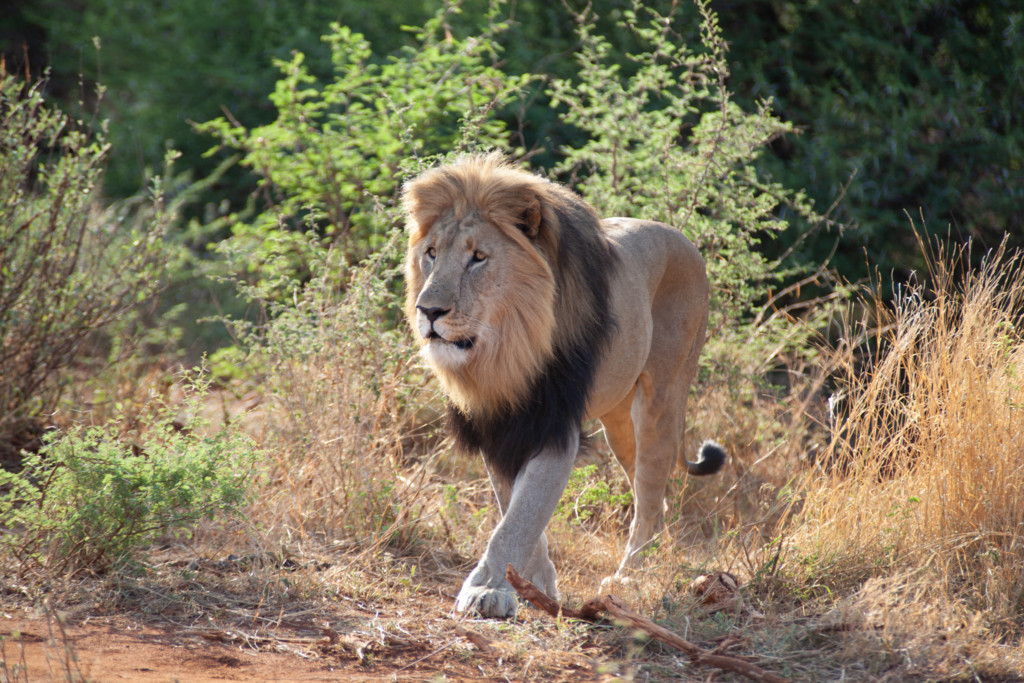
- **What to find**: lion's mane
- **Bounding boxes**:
[403,154,616,482]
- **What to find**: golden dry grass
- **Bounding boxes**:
[6,237,1024,681]
[792,238,1024,593]
[190,234,1024,680]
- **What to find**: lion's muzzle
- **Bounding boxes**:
[416,304,476,351]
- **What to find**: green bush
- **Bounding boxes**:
[0,377,260,575]
[21,0,1020,291]
[549,1,836,379]
[197,5,532,301]
[0,73,180,448]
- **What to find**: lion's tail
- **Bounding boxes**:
[681,440,727,476]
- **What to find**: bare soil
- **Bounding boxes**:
[1,593,601,682]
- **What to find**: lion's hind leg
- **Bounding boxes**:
[599,388,638,482]
[596,380,680,586]
[593,376,678,590]
[617,376,680,573]
[615,325,702,577]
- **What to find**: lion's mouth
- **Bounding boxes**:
[428,331,475,350]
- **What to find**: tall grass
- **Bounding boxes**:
[237,236,461,562]
[790,235,1024,617]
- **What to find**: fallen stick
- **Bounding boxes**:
[502,563,604,621]
[505,564,788,683]
[454,626,497,657]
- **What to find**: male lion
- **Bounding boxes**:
[403,153,726,618]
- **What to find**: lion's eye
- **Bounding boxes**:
[426,246,437,259]
[470,251,487,264]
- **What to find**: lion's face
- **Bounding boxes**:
[405,209,557,415]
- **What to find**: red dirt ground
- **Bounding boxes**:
[3,614,345,682]
[1,607,599,682]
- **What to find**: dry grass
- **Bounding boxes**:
[772,236,1024,679]
[6,236,1024,681]
[791,237,1024,593]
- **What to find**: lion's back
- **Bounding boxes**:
[600,217,707,296]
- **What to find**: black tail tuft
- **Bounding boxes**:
[684,440,727,476]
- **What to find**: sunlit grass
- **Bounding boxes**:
[791,237,1024,595]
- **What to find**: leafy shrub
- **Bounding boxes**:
[26,0,438,200]
[551,2,818,326]
[0,73,179,449]
[0,376,260,575]
[197,5,531,300]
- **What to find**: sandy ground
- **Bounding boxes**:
[0,604,598,682]
[3,614,343,682]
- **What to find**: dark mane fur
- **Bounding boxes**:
[447,200,616,483]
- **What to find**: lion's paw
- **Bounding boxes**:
[523,556,559,601]
[455,562,519,618]
[456,585,519,618]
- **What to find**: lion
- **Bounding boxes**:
[402,153,726,618]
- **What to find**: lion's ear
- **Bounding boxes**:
[517,198,542,239]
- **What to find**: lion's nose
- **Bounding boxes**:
[417,305,450,323]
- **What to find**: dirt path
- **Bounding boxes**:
[1,606,596,682]
[3,614,343,682]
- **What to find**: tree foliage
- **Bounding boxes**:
[196,5,532,299]
[714,0,1024,277]
[11,0,1020,286]
[22,0,434,198]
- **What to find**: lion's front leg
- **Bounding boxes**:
[456,437,577,618]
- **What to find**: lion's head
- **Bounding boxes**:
[402,153,613,420]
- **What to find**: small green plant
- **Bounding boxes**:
[0,377,260,575]
[556,464,632,526]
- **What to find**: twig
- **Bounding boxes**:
[395,638,457,672]
[505,564,788,683]
[503,564,604,621]
[454,626,497,657]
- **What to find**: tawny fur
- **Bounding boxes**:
[402,154,725,617]
[403,153,608,416]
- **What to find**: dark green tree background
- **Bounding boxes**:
[4,0,1021,283]
[716,1,1023,279]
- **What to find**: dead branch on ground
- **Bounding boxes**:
[505,564,788,683]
